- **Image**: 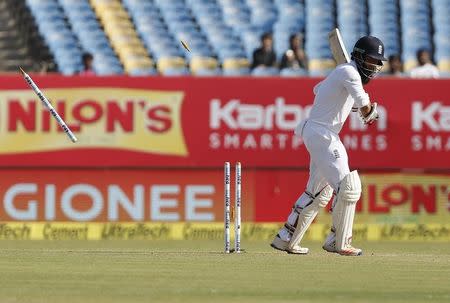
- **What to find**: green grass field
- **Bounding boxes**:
[1,240,449,303]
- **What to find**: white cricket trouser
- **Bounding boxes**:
[275,120,351,243]
[298,120,350,194]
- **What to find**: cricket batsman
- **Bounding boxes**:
[271,36,387,256]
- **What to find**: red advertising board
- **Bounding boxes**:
[0,168,254,222]
[0,75,448,169]
[0,168,448,223]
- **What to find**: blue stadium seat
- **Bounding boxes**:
[337,0,368,51]
[188,0,248,64]
[368,0,400,59]
[195,68,222,76]
[19,0,445,76]
[26,0,89,75]
[251,66,279,76]
[432,0,450,71]
[161,67,191,76]
[129,67,158,76]
[305,0,335,60]
[240,31,263,60]
[26,0,59,10]
[280,68,308,77]
[223,67,250,76]
[400,0,432,63]
[57,0,123,74]
[273,0,305,62]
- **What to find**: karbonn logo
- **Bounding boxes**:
[6,99,171,133]
[210,98,310,130]
[210,98,387,131]
[412,101,450,131]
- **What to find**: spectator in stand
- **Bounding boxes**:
[251,32,277,69]
[280,33,308,70]
[38,61,51,75]
[79,52,95,76]
[386,54,403,76]
[410,49,440,78]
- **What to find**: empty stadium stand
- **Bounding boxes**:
[400,0,433,71]
[60,0,124,75]
[431,0,450,75]
[10,0,449,76]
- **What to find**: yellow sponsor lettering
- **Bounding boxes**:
[0,88,187,156]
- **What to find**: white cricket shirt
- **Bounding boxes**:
[307,61,370,134]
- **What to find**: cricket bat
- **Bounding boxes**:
[328,29,359,113]
[328,28,350,64]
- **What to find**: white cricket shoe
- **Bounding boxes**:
[337,245,363,256]
[270,235,309,254]
[323,239,362,256]
[337,244,362,256]
[286,245,309,255]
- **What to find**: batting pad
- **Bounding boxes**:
[288,186,333,250]
[332,171,362,250]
